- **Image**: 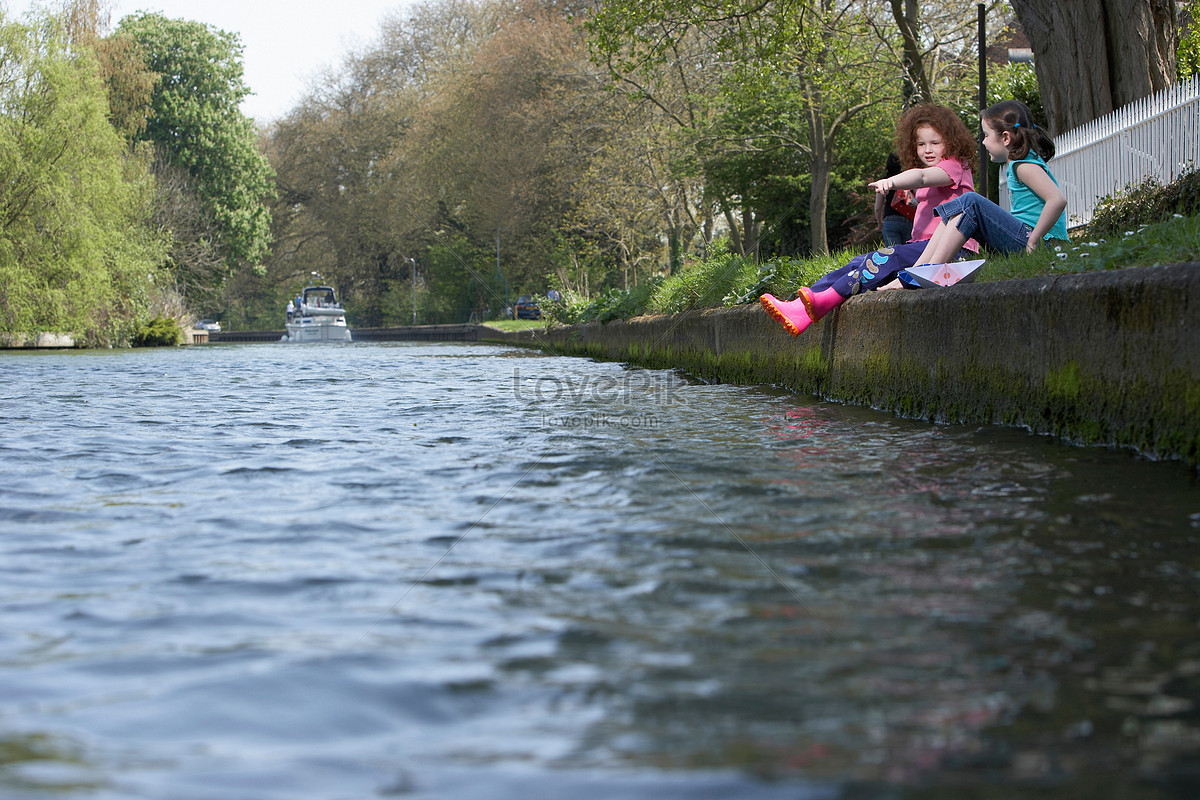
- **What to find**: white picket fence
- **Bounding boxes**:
[999,74,1200,229]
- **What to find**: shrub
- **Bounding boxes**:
[131,315,183,347]
[649,249,760,314]
[1086,166,1200,239]
[549,280,662,325]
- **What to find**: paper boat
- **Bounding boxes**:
[899,259,986,288]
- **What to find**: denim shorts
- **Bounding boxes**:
[934,193,1033,255]
[881,215,913,248]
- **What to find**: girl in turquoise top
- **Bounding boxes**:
[915,100,1068,265]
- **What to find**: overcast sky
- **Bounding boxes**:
[5,0,416,122]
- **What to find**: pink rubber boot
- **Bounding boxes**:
[760,287,846,337]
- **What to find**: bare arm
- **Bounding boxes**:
[1014,162,1067,253]
[874,192,886,226]
[869,165,951,195]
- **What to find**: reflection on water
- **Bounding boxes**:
[0,342,1197,799]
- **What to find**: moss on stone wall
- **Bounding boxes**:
[482,263,1200,466]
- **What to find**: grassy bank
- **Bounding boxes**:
[543,168,1200,326]
[482,319,546,332]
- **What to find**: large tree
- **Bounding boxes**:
[117,12,275,276]
[1009,0,1178,133]
[0,12,166,344]
[589,0,893,256]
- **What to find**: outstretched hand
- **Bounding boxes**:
[868,178,892,194]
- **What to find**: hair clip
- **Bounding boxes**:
[1013,122,1021,128]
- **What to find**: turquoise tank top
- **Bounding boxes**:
[1007,152,1068,241]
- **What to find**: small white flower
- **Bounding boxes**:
[1173,213,1184,218]
[1085,241,1098,247]
[1124,231,1135,236]
[1080,252,1089,257]
[1057,252,1068,259]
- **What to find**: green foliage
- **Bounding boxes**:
[0,14,167,346]
[988,62,1045,126]
[585,0,902,258]
[422,235,499,324]
[118,13,274,270]
[131,315,183,347]
[1179,3,1200,79]
[551,281,662,324]
[723,254,838,306]
[1085,166,1200,239]
[649,246,761,314]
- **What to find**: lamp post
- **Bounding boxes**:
[977,3,989,200]
[496,228,509,318]
[407,257,417,325]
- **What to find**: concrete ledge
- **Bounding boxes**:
[481,262,1200,466]
[352,324,481,342]
[0,332,76,349]
[208,330,287,342]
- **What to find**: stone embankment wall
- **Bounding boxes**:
[0,332,76,348]
[481,262,1200,466]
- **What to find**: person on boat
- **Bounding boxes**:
[286,299,294,322]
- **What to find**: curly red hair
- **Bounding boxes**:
[894,104,978,174]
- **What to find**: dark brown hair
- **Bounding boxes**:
[983,99,1057,161]
[894,103,978,174]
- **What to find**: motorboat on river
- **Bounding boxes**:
[284,284,352,343]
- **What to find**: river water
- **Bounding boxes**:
[1,342,1198,799]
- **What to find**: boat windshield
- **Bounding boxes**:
[303,288,337,307]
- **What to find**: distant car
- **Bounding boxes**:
[513,295,540,320]
[196,319,221,332]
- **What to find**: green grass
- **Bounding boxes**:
[482,319,545,331]
[979,212,1200,282]
[981,165,1200,281]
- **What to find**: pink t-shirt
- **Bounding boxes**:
[910,157,979,252]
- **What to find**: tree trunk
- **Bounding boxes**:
[722,204,744,256]
[667,213,683,275]
[741,208,761,260]
[1108,0,1178,101]
[808,152,831,256]
[701,206,715,255]
[890,0,931,107]
[1010,0,1177,133]
[806,102,832,256]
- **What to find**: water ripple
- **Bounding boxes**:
[0,343,1197,798]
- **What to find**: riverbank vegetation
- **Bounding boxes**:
[0,2,272,346]
[540,167,1200,324]
[2,1,1197,342]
